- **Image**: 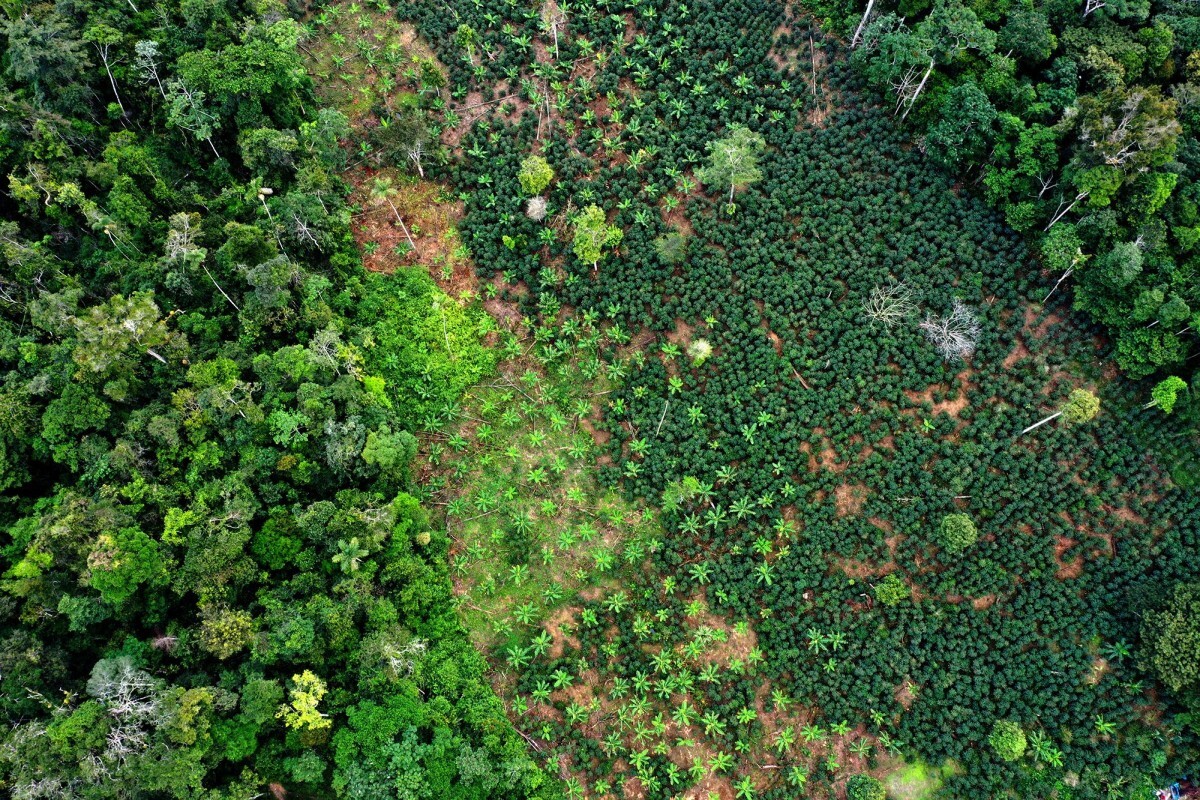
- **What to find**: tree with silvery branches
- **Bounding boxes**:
[919,299,981,361]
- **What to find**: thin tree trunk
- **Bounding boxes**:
[851,0,876,48]
[1041,269,1073,304]
[654,401,670,437]
[1021,410,1063,435]
[201,263,241,311]
[146,348,167,364]
[901,60,935,119]
[1044,192,1088,231]
[386,198,417,251]
[206,137,221,159]
[101,57,127,116]
[810,36,818,99]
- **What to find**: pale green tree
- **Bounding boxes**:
[1145,376,1187,414]
[1022,388,1100,434]
[572,205,622,269]
[518,154,554,196]
[697,126,766,204]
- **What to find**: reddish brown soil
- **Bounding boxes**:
[835,482,868,517]
[1054,536,1084,579]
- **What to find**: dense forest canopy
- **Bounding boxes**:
[1,0,1199,798]
[0,0,551,797]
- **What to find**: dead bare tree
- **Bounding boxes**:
[1035,174,1057,199]
[134,41,167,99]
[1075,89,1180,170]
[890,64,923,114]
[1044,191,1089,231]
[86,657,165,764]
[919,299,981,361]
[406,138,426,178]
[526,196,548,221]
[901,60,936,119]
[863,282,918,327]
[382,638,428,678]
[11,777,75,800]
[851,0,877,47]
[86,27,127,117]
[308,327,345,374]
[542,0,567,60]
[290,213,322,250]
[1042,248,1086,304]
[165,212,240,311]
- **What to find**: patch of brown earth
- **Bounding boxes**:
[1054,536,1084,579]
[1106,504,1147,526]
[818,442,849,473]
[868,517,895,535]
[665,318,696,346]
[683,608,758,667]
[971,594,998,611]
[663,208,695,239]
[1087,657,1110,686]
[346,168,474,292]
[767,329,784,355]
[839,558,884,580]
[1003,337,1031,369]
[578,415,611,448]
[834,482,868,517]
[545,605,583,659]
[909,370,975,419]
[894,681,918,710]
[1032,310,1065,340]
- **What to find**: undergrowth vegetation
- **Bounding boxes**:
[426,319,661,653]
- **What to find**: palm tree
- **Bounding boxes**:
[332,537,368,573]
[734,776,757,799]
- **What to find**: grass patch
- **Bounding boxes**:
[423,319,660,655]
[884,759,959,800]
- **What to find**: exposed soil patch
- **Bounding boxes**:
[767,329,784,355]
[970,594,998,611]
[1054,536,1084,579]
[683,607,759,667]
[1106,504,1147,526]
[1003,337,1031,369]
[839,557,894,580]
[818,441,849,473]
[546,605,583,660]
[904,370,973,420]
[578,414,611,448]
[834,482,868,517]
[1087,657,1110,686]
[346,167,475,294]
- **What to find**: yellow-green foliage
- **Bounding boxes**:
[518,154,554,196]
[358,268,498,423]
[277,670,331,731]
